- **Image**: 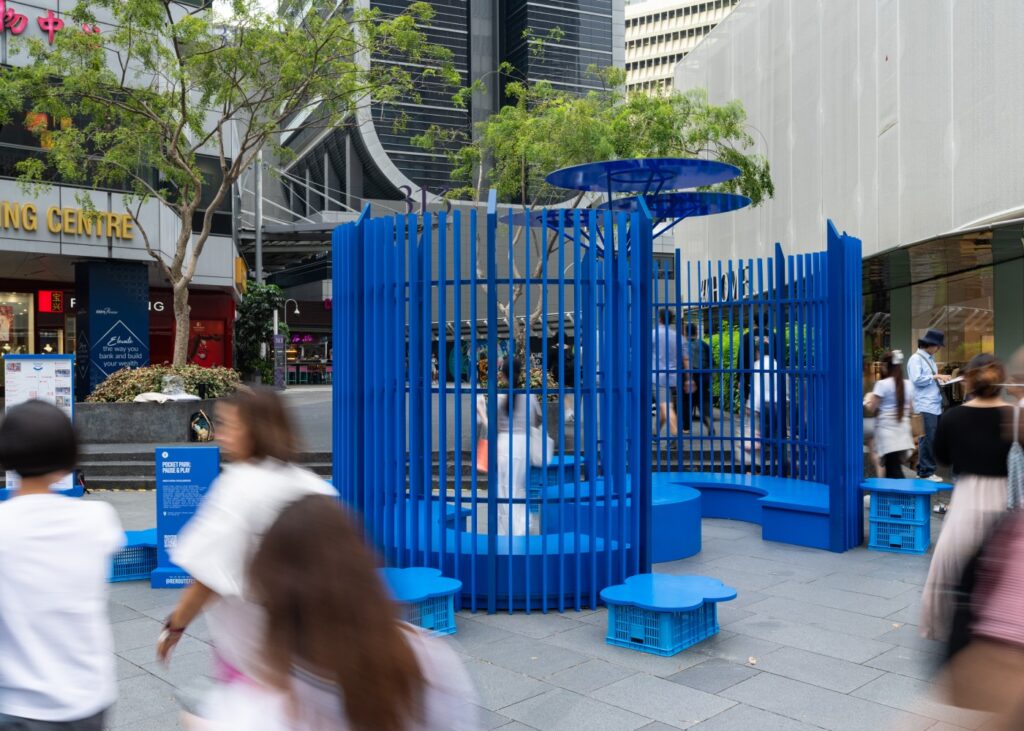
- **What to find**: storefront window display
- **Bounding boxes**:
[912,267,994,371]
[0,292,34,389]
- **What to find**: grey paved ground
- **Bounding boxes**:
[93,491,979,730]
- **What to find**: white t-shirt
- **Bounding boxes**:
[198,625,479,731]
[0,494,123,721]
[172,460,336,679]
[871,377,916,417]
[748,355,784,411]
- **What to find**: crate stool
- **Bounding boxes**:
[110,528,158,582]
[379,567,462,636]
[600,574,737,656]
[862,478,952,554]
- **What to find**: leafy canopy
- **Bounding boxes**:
[425,67,773,207]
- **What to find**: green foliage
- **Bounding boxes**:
[235,283,283,378]
[706,327,744,412]
[417,65,773,207]
[86,364,240,403]
[0,0,455,364]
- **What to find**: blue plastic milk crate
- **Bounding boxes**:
[110,528,158,582]
[401,594,457,636]
[869,491,930,523]
[868,518,931,555]
[607,601,719,657]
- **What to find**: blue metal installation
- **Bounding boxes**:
[332,184,865,615]
[333,192,655,612]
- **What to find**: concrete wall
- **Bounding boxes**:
[672,0,1024,263]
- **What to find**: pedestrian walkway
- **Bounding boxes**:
[95,493,982,730]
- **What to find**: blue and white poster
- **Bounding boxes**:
[151,445,220,589]
[75,261,150,396]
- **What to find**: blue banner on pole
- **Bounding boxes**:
[75,261,150,397]
[151,445,220,589]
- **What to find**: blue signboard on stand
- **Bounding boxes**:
[151,445,220,589]
[75,261,150,397]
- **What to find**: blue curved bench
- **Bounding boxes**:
[663,471,829,550]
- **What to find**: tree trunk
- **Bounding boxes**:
[171,284,191,366]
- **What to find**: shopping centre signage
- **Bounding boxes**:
[0,2,101,45]
[0,200,134,240]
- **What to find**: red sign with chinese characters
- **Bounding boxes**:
[0,2,90,45]
[38,289,64,313]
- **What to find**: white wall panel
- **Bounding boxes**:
[674,0,1024,264]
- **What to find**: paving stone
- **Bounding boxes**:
[763,580,918,618]
[141,647,215,690]
[545,659,637,693]
[108,601,146,624]
[852,673,991,728]
[700,523,753,541]
[695,632,781,664]
[497,723,540,730]
[742,595,898,639]
[703,554,820,583]
[111,709,182,731]
[112,617,165,652]
[470,610,585,638]
[116,656,148,680]
[545,622,708,677]
[111,585,184,612]
[887,596,926,624]
[865,646,943,681]
[813,572,922,599]
[575,607,608,627]
[659,563,787,592]
[751,646,884,693]
[690,703,821,730]
[117,635,209,667]
[877,624,948,656]
[444,616,521,653]
[476,706,514,730]
[715,605,753,628]
[667,658,760,694]
[471,636,591,678]
[463,660,552,711]
[593,673,735,728]
[105,674,182,729]
[503,688,652,731]
[721,673,935,731]
[638,723,680,731]
[726,615,892,663]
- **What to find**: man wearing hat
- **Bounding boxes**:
[907,329,951,483]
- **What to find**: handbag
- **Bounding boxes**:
[911,413,925,439]
[475,437,488,474]
[190,410,214,442]
[529,424,554,467]
[1008,406,1024,510]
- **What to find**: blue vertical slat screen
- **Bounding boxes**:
[332,194,655,611]
[332,201,865,614]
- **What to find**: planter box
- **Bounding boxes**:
[77,399,220,445]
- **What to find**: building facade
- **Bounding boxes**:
[0,0,238,392]
[672,0,1024,376]
[625,0,737,94]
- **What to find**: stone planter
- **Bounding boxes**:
[77,398,220,444]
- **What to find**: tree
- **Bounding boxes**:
[417,66,774,329]
[234,282,282,382]
[0,0,456,365]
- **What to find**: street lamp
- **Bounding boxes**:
[284,298,300,328]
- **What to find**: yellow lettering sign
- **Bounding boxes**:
[22,203,36,231]
[3,202,19,230]
[46,206,61,233]
[0,201,132,239]
[62,207,77,235]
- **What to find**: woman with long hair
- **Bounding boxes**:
[920,354,1015,641]
[864,350,916,478]
[156,387,336,682]
[190,495,478,730]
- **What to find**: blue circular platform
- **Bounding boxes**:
[545,158,741,195]
[600,191,752,219]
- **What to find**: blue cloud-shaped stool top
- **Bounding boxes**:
[600,574,737,612]
[379,567,463,604]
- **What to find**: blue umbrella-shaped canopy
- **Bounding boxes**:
[545,158,741,195]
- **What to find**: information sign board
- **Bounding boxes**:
[151,445,220,588]
[3,354,76,493]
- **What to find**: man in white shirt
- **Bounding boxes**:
[0,401,123,730]
[652,309,691,436]
[748,337,786,469]
[906,329,950,483]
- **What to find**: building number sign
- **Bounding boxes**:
[0,1,101,45]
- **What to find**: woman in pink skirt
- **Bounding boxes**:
[920,354,1014,641]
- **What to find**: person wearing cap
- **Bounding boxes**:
[907,329,951,483]
[0,400,124,730]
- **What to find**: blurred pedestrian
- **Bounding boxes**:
[186,495,478,730]
[1007,346,1024,407]
[920,354,1013,641]
[0,401,124,730]
[686,324,714,434]
[652,309,690,436]
[748,337,785,469]
[493,354,542,535]
[157,388,335,681]
[863,350,915,478]
[908,330,951,483]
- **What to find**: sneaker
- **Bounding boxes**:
[933,503,948,515]
[922,475,945,483]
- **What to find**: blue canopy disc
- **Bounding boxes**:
[545,158,741,196]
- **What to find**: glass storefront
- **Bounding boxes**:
[911,267,994,368]
[0,292,34,357]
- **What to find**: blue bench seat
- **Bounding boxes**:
[665,471,830,550]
